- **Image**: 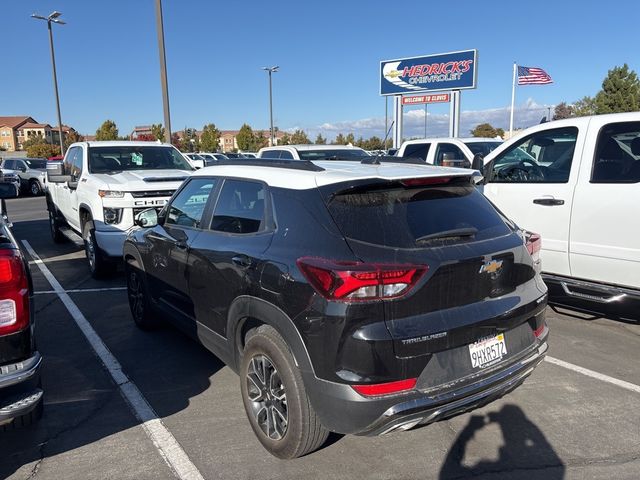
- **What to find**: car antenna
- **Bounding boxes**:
[362,120,394,165]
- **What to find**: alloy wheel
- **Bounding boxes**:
[128,270,144,321]
[246,354,288,440]
[84,233,96,270]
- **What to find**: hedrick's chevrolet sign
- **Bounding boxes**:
[380,49,477,96]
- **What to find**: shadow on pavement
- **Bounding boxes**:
[439,404,565,479]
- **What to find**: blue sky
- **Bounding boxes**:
[4,0,639,139]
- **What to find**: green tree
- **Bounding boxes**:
[27,143,60,158]
[253,131,269,150]
[594,64,640,114]
[553,102,574,120]
[363,136,384,150]
[199,123,221,152]
[151,124,165,141]
[95,120,119,140]
[179,128,199,152]
[470,123,504,138]
[22,134,47,149]
[290,129,311,144]
[345,133,355,145]
[573,96,597,117]
[333,133,346,145]
[315,133,326,145]
[64,130,84,149]
[236,124,255,151]
[279,132,291,146]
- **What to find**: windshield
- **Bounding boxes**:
[298,149,369,160]
[464,141,502,157]
[24,159,48,169]
[88,146,193,173]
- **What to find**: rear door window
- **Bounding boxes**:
[592,122,640,183]
[327,180,511,248]
[434,143,467,167]
[211,179,266,234]
[401,143,431,160]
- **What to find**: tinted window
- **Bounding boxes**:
[279,150,294,159]
[211,179,266,234]
[464,141,502,157]
[260,150,282,159]
[402,143,430,160]
[165,178,216,228]
[88,146,193,173]
[328,182,510,249]
[592,122,640,183]
[297,149,368,160]
[434,143,468,167]
[489,127,578,183]
[24,159,47,169]
[3,160,16,170]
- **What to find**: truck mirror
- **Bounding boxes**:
[46,161,71,183]
[471,153,484,171]
[134,208,158,228]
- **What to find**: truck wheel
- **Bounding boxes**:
[29,180,42,196]
[82,220,114,278]
[240,325,329,459]
[126,261,160,330]
[48,207,65,243]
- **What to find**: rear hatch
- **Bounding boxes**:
[323,175,545,384]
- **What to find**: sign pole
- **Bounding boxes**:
[385,97,388,149]
[453,90,460,137]
[393,95,403,149]
[509,62,516,137]
[424,103,427,137]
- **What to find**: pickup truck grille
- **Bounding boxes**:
[131,190,175,198]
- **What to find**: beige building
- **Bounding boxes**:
[0,116,76,151]
[218,129,286,153]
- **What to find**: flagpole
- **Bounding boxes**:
[509,62,516,137]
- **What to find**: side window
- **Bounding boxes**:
[490,127,578,183]
[63,147,78,176]
[592,122,640,183]
[434,143,467,167]
[71,148,83,177]
[261,150,281,159]
[279,150,294,159]
[4,160,15,170]
[211,179,266,234]
[165,178,216,228]
[16,160,26,171]
[402,143,431,160]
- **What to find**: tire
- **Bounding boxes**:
[0,399,43,432]
[48,206,65,243]
[126,261,160,330]
[82,220,114,279]
[240,325,329,459]
[29,179,42,196]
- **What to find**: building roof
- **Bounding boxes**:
[21,122,52,129]
[0,116,35,129]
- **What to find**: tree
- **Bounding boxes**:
[253,131,269,150]
[333,133,346,145]
[151,124,165,141]
[22,134,47,149]
[290,129,311,144]
[573,96,597,117]
[179,128,199,152]
[315,133,326,145]
[362,136,384,150]
[594,64,640,114]
[27,143,60,158]
[200,123,221,152]
[345,133,355,145]
[236,124,255,151]
[470,123,504,138]
[279,133,291,146]
[95,120,119,140]
[64,130,84,149]
[553,102,574,120]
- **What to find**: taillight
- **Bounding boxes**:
[0,249,30,336]
[524,231,541,264]
[297,257,427,301]
[401,177,452,187]
[352,378,417,397]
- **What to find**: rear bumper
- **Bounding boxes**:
[303,340,547,436]
[0,352,43,424]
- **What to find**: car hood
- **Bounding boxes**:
[93,169,192,191]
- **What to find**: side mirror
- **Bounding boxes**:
[18,165,27,173]
[471,153,484,171]
[47,161,71,183]
[134,208,158,228]
[0,182,19,199]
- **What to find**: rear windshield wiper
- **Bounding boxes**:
[415,227,478,244]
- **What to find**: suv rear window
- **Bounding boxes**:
[298,149,369,160]
[327,182,511,248]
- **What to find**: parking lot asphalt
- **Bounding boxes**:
[1,196,639,480]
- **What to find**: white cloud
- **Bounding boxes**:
[302,98,553,140]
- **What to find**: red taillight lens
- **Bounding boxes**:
[533,324,547,338]
[401,177,452,187]
[352,378,417,397]
[524,231,541,264]
[297,257,427,301]
[0,249,30,336]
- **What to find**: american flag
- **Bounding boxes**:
[517,66,553,85]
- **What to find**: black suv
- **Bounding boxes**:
[0,183,43,430]
[124,159,548,459]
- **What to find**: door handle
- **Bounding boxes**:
[232,255,252,268]
[533,197,564,206]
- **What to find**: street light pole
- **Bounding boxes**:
[262,66,279,146]
[155,0,172,144]
[31,11,65,156]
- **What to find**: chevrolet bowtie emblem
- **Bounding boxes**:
[479,259,503,274]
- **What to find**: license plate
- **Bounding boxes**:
[469,333,507,369]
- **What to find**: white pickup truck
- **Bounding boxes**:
[46,141,194,277]
[480,112,640,320]
[397,137,502,168]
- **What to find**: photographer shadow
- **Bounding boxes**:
[439,404,565,479]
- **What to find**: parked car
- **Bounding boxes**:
[258,144,369,160]
[480,112,640,320]
[241,152,257,158]
[0,168,21,197]
[0,182,43,430]
[198,153,229,165]
[1,158,48,196]
[224,152,247,159]
[183,153,206,169]
[46,141,195,278]
[124,159,548,459]
[397,137,503,168]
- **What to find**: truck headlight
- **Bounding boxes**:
[98,190,124,198]
[103,208,122,224]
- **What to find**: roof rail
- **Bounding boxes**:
[214,158,325,172]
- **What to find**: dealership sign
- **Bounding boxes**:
[402,93,451,105]
[380,49,477,96]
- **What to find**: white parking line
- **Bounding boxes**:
[22,240,205,480]
[34,287,127,295]
[546,356,640,395]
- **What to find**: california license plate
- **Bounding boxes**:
[469,333,507,369]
